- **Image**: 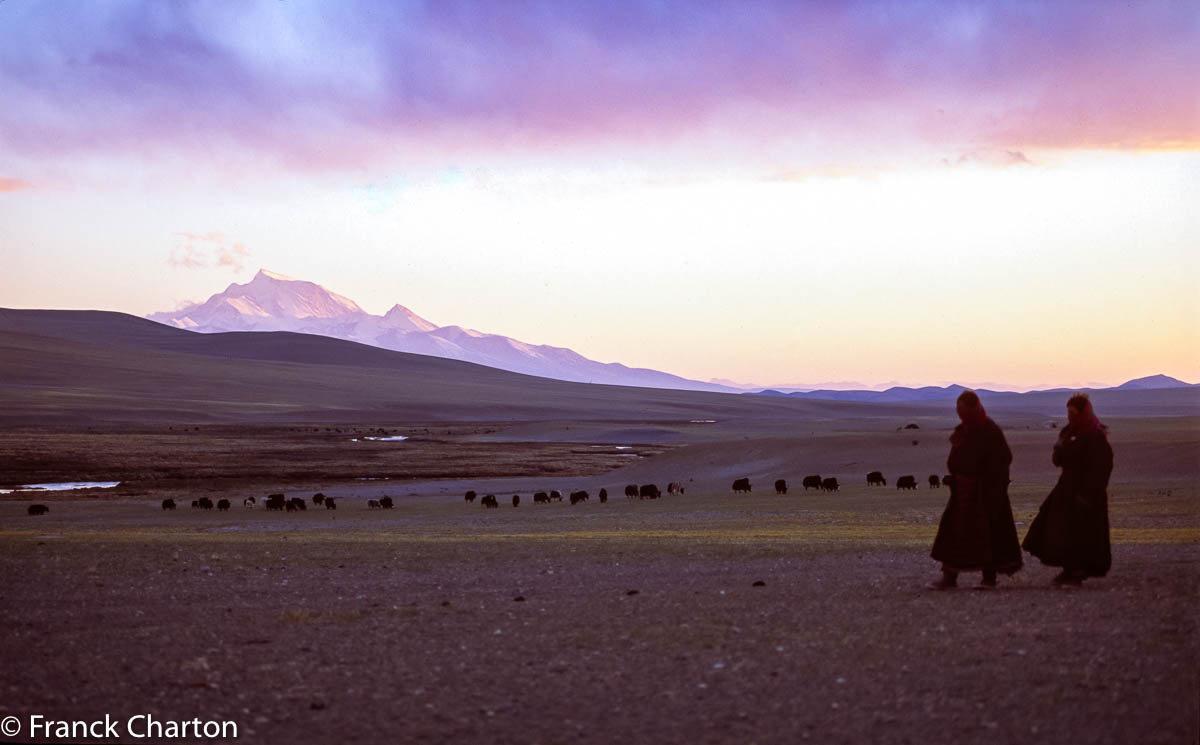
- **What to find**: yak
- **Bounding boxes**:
[667,482,685,495]
[802,475,822,490]
[216,499,231,511]
[569,490,588,504]
[533,491,549,504]
[774,479,787,495]
[598,488,608,503]
[928,474,941,488]
[821,477,840,492]
[512,494,520,508]
[161,499,177,510]
[27,504,49,516]
[379,496,394,509]
[732,477,752,494]
[867,471,886,487]
[896,475,918,490]
[624,484,639,499]
[324,497,337,510]
[465,490,477,504]
[639,484,661,500]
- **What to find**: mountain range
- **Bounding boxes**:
[145,270,1195,400]
[147,270,736,393]
[752,374,1196,403]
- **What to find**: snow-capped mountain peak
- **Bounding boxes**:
[147,269,736,393]
[255,269,298,282]
[382,303,438,333]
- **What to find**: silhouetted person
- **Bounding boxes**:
[929,390,1023,589]
[1022,393,1113,586]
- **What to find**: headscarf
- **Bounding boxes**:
[1068,394,1106,437]
[956,390,988,429]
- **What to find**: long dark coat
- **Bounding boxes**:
[930,417,1023,573]
[1022,426,1113,576]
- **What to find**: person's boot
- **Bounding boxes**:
[977,569,997,590]
[927,569,958,590]
[1053,569,1083,587]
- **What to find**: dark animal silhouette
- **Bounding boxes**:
[379,497,394,509]
[198,497,214,510]
[243,496,256,508]
[667,482,684,495]
[512,494,520,508]
[550,490,562,501]
[27,504,49,516]
[533,491,549,504]
[802,475,822,490]
[191,500,200,509]
[598,488,608,503]
[368,499,380,509]
[928,474,941,488]
[904,423,920,430]
[481,494,499,508]
[732,477,752,493]
[312,493,325,506]
[161,499,176,510]
[216,499,231,511]
[570,490,588,504]
[942,474,955,488]
[896,475,918,490]
[465,490,477,504]
[266,494,286,511]
[774,479,787,495]
[639,484,661,500]
[324,497,337,510]
[624,484,639,499]
[867,471,886,486]
[821,477,839,492]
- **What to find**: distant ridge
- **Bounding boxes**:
[748,377,1195,403]
[1114,374,1194,391]
[147,269,737,393]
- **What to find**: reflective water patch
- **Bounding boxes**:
[2,481,121,493]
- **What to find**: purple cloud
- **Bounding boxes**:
[1,1,1196,174]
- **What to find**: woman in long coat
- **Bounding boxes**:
[929,390,1023,589]
[1023,393,1113,585]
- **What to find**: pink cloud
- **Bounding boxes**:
[0,177,33,192]
[168,232,250,271]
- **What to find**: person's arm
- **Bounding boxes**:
[1077,435,1114,508]
[1051,428,1072,467]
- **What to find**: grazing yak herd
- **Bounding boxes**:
[21,472,954,517]
[459,471,949,509]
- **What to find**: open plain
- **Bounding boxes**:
[1,311,1198,744]
[2,416,1198,745]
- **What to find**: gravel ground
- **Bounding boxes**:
[0,495,1196,745]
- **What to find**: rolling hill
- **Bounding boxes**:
[2,308,1196,426]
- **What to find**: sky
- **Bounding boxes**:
[2,0,1198,389]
